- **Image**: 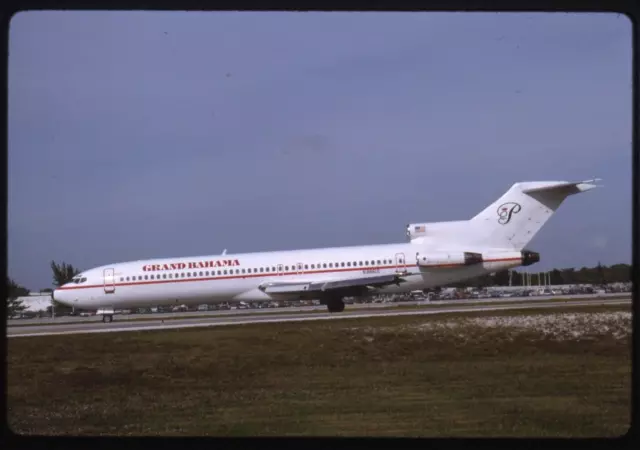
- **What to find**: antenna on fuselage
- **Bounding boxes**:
[222,249,227,255]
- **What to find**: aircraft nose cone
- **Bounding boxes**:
[52,289,70,306]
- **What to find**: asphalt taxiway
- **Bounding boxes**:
[8,297,630,338]
[9,292,628,327]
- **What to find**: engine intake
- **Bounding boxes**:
[406,223,427,241]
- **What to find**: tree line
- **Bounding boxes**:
[6,260,634,316]
[449,262,632,289]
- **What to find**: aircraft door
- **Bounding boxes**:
[277,264,284,276]
[103,268,116,294]
[296,263,303,275]
[395,253,406,269]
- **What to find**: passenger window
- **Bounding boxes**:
[265,267,270,272]
[304,264,309,269]
[224,270,228,275]
[377,260,381,265]
[144,275,148,280]
[323,263,327,268]
[311,264,315,269]
[242,269,246,274]
[163,274,167,279]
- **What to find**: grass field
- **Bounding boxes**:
[7,303,631,437]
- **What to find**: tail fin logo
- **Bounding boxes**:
[497,202,522,225]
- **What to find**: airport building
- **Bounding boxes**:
[11,294,52,318]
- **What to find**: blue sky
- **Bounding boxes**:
[8,11,632,290]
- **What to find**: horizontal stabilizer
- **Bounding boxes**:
[521,178,602,195]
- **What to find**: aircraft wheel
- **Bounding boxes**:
[103,314,113,323]
[326,299,345,313]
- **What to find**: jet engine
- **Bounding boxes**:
[521,250,540,266]
[416,252,484,268]
[406,223,428,241]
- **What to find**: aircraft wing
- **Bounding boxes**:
[258,273,408,298]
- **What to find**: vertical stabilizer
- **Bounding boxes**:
[468,179,600,250]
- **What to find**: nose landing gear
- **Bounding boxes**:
[97,308,115,323]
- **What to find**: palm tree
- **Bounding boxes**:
[50,261,81,315]
[50,261,81,287]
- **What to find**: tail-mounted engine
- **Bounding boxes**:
[521,250,540,266]
[416,251,484,268]
[406,223,427,241]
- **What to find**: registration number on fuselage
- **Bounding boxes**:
[363,269,380,274]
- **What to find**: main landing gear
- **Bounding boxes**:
[97,308,115,323]
[325,297,345,313]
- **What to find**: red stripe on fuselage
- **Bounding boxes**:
[56,257,522,291]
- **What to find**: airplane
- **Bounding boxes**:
[53,178,600,323]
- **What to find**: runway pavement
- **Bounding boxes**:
[8,292,629,327]
[8,297,630,338]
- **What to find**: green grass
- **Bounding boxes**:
[7,303,631,437]
[8,294,629,328]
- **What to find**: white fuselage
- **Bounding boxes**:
[53,242,523,311]
[54,177,599,314]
